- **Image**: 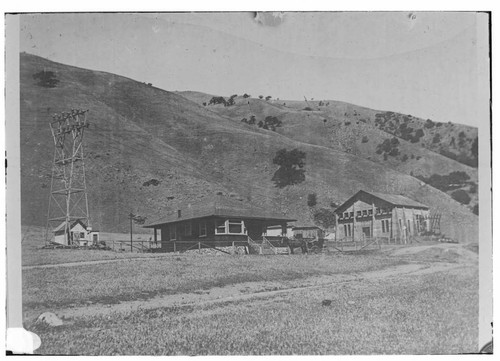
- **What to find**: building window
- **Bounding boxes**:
[184,222,192,236]
[215,220,226,234]
[368,209,373,216]
[381,219,390,233]
[344,224,352,237]
[215,219,247,235]
[343,212,349,218]
[357,211,362,217]
[228,219,244,234]
[169,225,177,240]
[362,210,368,216]
[349,212,354,217]
[199,221,207,237]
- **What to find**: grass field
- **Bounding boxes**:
[22,236,479,355]
[28,264,477,355]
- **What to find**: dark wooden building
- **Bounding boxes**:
[144,195,296,252]
[334,190,430,243]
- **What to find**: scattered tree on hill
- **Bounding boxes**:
[249,115,256,125]
[243,93,251,98]
[318,101,324,106]
[432,133,441,144]
[263,116,282,131]
[417,171,470,192]
[258,95,264,99]
[425,119,435,129]
[208,96,227,106]
[307,193,317,207]
[33,70,60,88]
[472,204,479,215]
[451,189,471,205]
[226,94,238,106]
[202,102,207,106]
[257,120,264,128]
[471,136,478,160]
[271,148,306,188]
[241,118,248,123]
[265,95,272,101]
[313,208,336,229]
[401,154,409,162]
[376,137,400,157]
[361,136,369,143]
[304,107,313,111]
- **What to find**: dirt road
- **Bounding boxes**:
[33,260,466,322]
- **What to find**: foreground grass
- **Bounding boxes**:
[30,266,478,355]
[23,253,405,310]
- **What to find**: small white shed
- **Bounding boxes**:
[53,220,100,246]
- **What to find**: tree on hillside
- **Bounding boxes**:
[258,95,264,99]
[265,95,272,101]
[243,93,251,98]
[451,189,471,205]
[248,115,256,125]
[208,96,227,106]
[313,208,336,229]
[226,94,237,106]
[33,70,59,88]
[307,193,317,207]
[271,148,306,188]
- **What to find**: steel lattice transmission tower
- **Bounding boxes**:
[45,109,91,245]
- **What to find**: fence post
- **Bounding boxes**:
[174,242,176,253]
[232,241,235,255]
[198,242,201,253]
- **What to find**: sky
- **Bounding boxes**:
[19,12,490,127]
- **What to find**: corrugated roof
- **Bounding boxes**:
[368,192,429,208]
[145,195,296,227]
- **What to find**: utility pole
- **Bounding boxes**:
[129,212,134,252]
[45,109,90,246]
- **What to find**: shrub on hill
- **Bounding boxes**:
[272,148,306,188]
[425,119,435,129]
[304,107,313,111]
[33,70,59,88]
[265,96,272,101]
[243,93,251,98]
[361,136,369,143]
[307,193,317,207]
[451,189,471,205]
[472,204,479,215]
[258,95,264,99]
[376,137,400,158]
[417,171,470,192]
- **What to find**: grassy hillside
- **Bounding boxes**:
[178,92,479,212]
[20,53,477,242]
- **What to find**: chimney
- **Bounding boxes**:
[177,210,181,218]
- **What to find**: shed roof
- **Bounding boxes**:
[335,190,429,213]
[144,195,296,227]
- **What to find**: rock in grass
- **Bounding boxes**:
[36,312,63,327]
[322,299,332,306]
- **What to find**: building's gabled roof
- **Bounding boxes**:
[53,219,88,233]
[368,192,429,208]
[144,195,296,227]
[335,190,429,214]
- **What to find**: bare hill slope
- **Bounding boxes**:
[20,53,477,242]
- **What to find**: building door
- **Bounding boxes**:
[362,226,371,238]
[93,234,98,242]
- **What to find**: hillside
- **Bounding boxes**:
[19,53,477,242]
[177,92,479,212]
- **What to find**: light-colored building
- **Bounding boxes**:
[334,190,430,242]
[53,220,100,246]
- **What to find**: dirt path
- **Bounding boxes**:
[38,261,465,322]
[22,254,174,270]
